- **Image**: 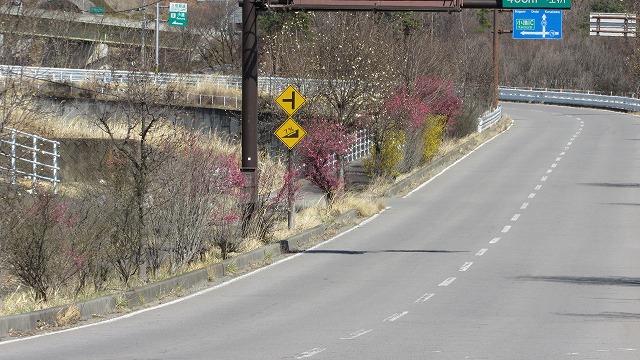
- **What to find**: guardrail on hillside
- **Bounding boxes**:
[499,87,640,112]
[0,127,60,193]
[477,105,502,132]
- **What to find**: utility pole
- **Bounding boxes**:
[156,2,160,74]
[141,0,147,70]
[493,9,499,109]
[241,0,259,219]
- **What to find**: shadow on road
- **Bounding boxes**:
[558,312,640,320]
[305,249,468,255]
[516,275,640,287]
[580,182,640,188]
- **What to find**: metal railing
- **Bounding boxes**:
[0,127,60,193]
[499,87,640,112]
[477,105,502,132]
[344,129,372,163]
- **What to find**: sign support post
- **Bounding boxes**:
[274,85,307,230]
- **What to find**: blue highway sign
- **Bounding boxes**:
[513,10,563,40]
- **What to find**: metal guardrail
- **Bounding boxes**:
[499,87,640,112]
[0,127,60,193]
[477,105,502,132]
[0,64,300,94]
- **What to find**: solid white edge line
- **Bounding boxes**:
[403,121,513,198]
[0,207,393,346]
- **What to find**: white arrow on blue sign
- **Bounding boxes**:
[513,9,563,40]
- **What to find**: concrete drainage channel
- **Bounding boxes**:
[0,121,504,339]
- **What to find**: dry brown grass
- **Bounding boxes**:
[56,306,81,327]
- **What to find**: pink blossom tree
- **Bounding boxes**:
[297,117,355,205]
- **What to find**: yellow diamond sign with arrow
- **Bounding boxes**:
[275,85,306,116]
[275,118,307,150]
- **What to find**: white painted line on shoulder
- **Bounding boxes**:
[528,193,536,199]
[535,185,542,190]
[403,122,513,198]
[415,293,435,303]
[511,214,521,221]
[521,202,529,209]
[357,206,391,228]
[489,237,500,244]
[340,329,373,340]
[384,311,409,322]
[502,225,512,233]
[439,277,456,286]
[296,348,326,359]
[541,176,548,182]
[459,262,473,271]
[476,248,488,256]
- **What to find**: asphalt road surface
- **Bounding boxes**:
[1,103,639,359]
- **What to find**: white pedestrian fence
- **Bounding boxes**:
[0,127,60,193]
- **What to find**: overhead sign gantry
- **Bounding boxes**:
[254,0,571,11]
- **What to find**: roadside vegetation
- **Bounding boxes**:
[0,0,638,317]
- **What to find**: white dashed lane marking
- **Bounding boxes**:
[384,311,408,322]
[340,329,373,340]
[476,248,488,256]
[502,226,512,233]
[439,277,456,286]
[414,293,435,303]
[296,348,326,359]
[459,262,473,272]
[521,202,529,209]
[490,237,500,244]
[511,214,521,221]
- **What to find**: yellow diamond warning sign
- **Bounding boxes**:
[275,85,306,116]
[275,118,307,150]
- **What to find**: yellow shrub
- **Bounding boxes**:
[422,115,447,162]
[364,129,405,178]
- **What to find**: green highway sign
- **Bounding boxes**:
[89,6,104,15]
[169,2,187,27]
[515,18,535,30]
[502,0,570,9]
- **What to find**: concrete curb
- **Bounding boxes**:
[0,210,358,338]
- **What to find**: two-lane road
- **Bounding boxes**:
[1,103,639,359]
